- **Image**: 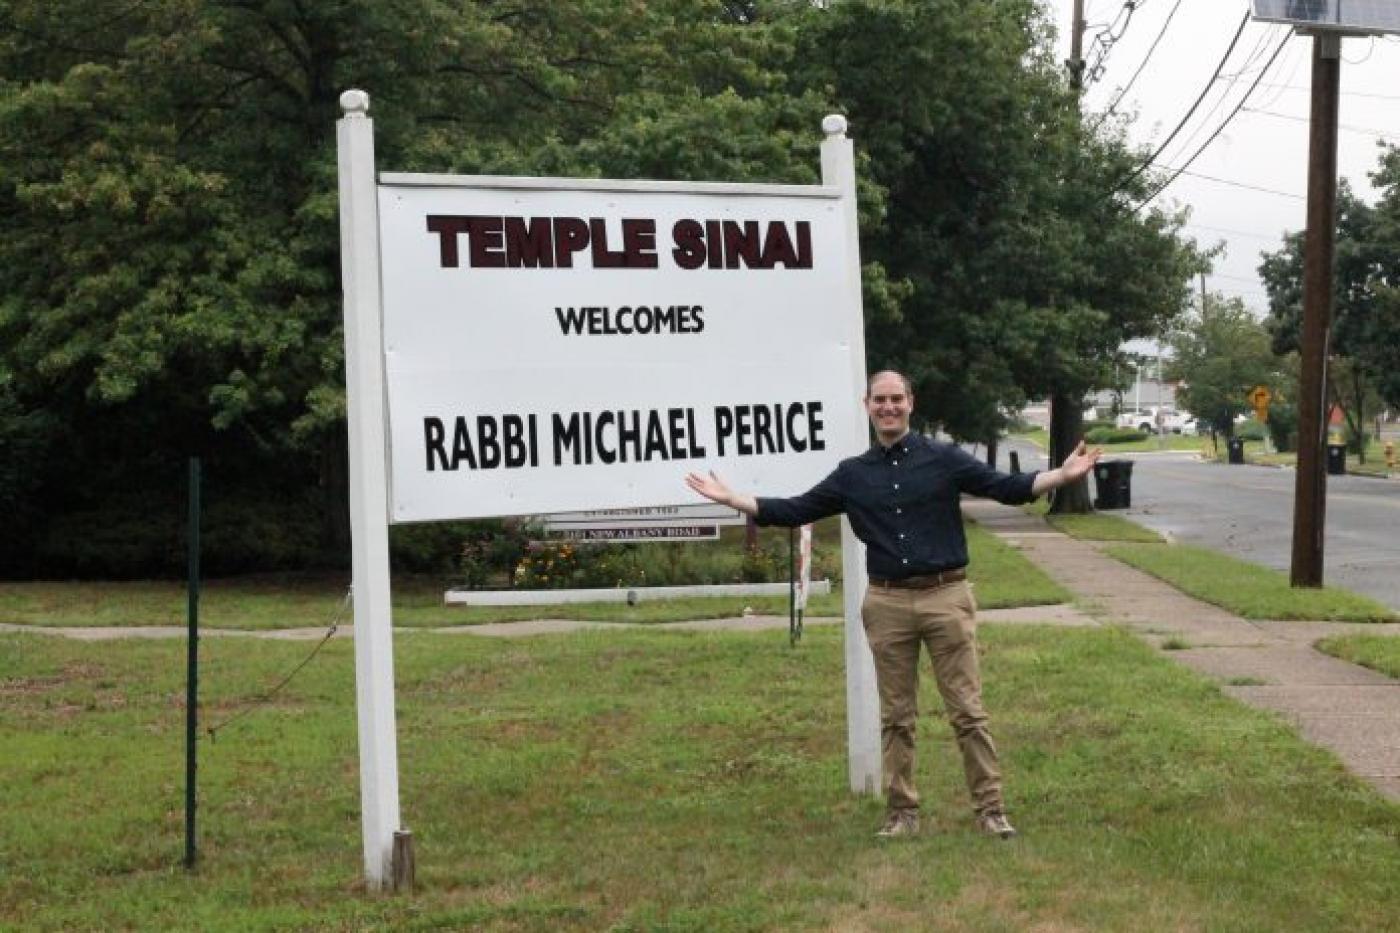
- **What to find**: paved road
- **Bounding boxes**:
[1001,440,1400,612]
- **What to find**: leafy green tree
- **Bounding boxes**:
[785,0,1203,512]
[1364,145,1400,415]
[1165,294,1280,446]
[0,0,830,574]
[1260,180,1400,460]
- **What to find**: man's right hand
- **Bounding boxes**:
[685,470,758,516]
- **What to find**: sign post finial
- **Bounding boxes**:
[340,89,371,116]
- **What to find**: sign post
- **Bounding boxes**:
[336,91,405,890]
[820,114,880,795]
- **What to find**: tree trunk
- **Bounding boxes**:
[1352,378,1367,462]
[985,437,998,470]
[1047,391,1092,514]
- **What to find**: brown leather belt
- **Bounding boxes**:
[868,569,967,589]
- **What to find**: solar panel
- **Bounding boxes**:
[1252,0,1400,33]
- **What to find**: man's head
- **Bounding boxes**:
[865,370,914,445]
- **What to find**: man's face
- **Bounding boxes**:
[865,374,913,442]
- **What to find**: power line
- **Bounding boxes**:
[1184,222,1287,242]
[1093,0,1184,128]
[1084,0,1146,88]
[1228,80,1400,101]
[1242,106,1400,140]
[1135,32,1291,210]
[1166,169,1305,200]
[1342,36,1377,65]
[1164,26,1275,167]
[1111,10,1251,196]
[1251,42,1306,111]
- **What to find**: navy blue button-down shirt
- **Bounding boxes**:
[755,433,1040,579]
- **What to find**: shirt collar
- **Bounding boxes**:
[877,431,914,458]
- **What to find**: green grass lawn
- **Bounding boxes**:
[1102,542,1398,623]
[965,522,1072,608]
[0,523,1071,631]
[1022,499,1164,543]
[2,624,1397,931]
[1088,435,1208,454]
[1318,634,1400,678]
[1011,428,1206,454]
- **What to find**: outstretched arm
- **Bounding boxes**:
[1031,440,1103,497]
[685,470,759,517]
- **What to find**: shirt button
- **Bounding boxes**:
[893,483,900,490]
[896,508,902,514]
[899,533,905,539]
[901,559,909,565]
[893,460,899,466]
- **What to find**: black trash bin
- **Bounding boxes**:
[1326,442,1347,475]
[1008,451,1021,474]
[1093,460,1134,510]
[1227,437,1245,465]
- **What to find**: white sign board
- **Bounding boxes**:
[376,178,862,522]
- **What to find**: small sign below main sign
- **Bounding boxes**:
[543,503,743,530]
[554,525,720,543]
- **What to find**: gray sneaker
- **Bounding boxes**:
[978,811,1017,839]
[876,810,919,838]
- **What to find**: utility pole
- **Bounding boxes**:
[1048,0,1095,511]
[1051,0,1087,472]
[1069,0,1087,92]
[1291,33,1341,587]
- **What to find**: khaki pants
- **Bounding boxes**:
[861,580,1003,816]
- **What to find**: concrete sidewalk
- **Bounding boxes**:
[962,498,1400,803]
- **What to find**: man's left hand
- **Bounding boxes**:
[1060,439,1103,482]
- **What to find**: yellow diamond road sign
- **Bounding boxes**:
[1249,386,1271,421]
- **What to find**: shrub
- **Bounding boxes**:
[392,519,535,577]
[1085,426,1150,445]
[1267,401,1297,452]
[1235,419,1267,442]
[33,490,326,578]
[456,520,536,588]
[500,533,840,590]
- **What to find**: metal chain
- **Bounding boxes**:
[203,586,353,742]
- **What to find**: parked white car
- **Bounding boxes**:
[1115,406,1189,434]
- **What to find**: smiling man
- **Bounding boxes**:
[686,369,1099,839]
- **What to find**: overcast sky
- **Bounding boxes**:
[1043,0,1400,313]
